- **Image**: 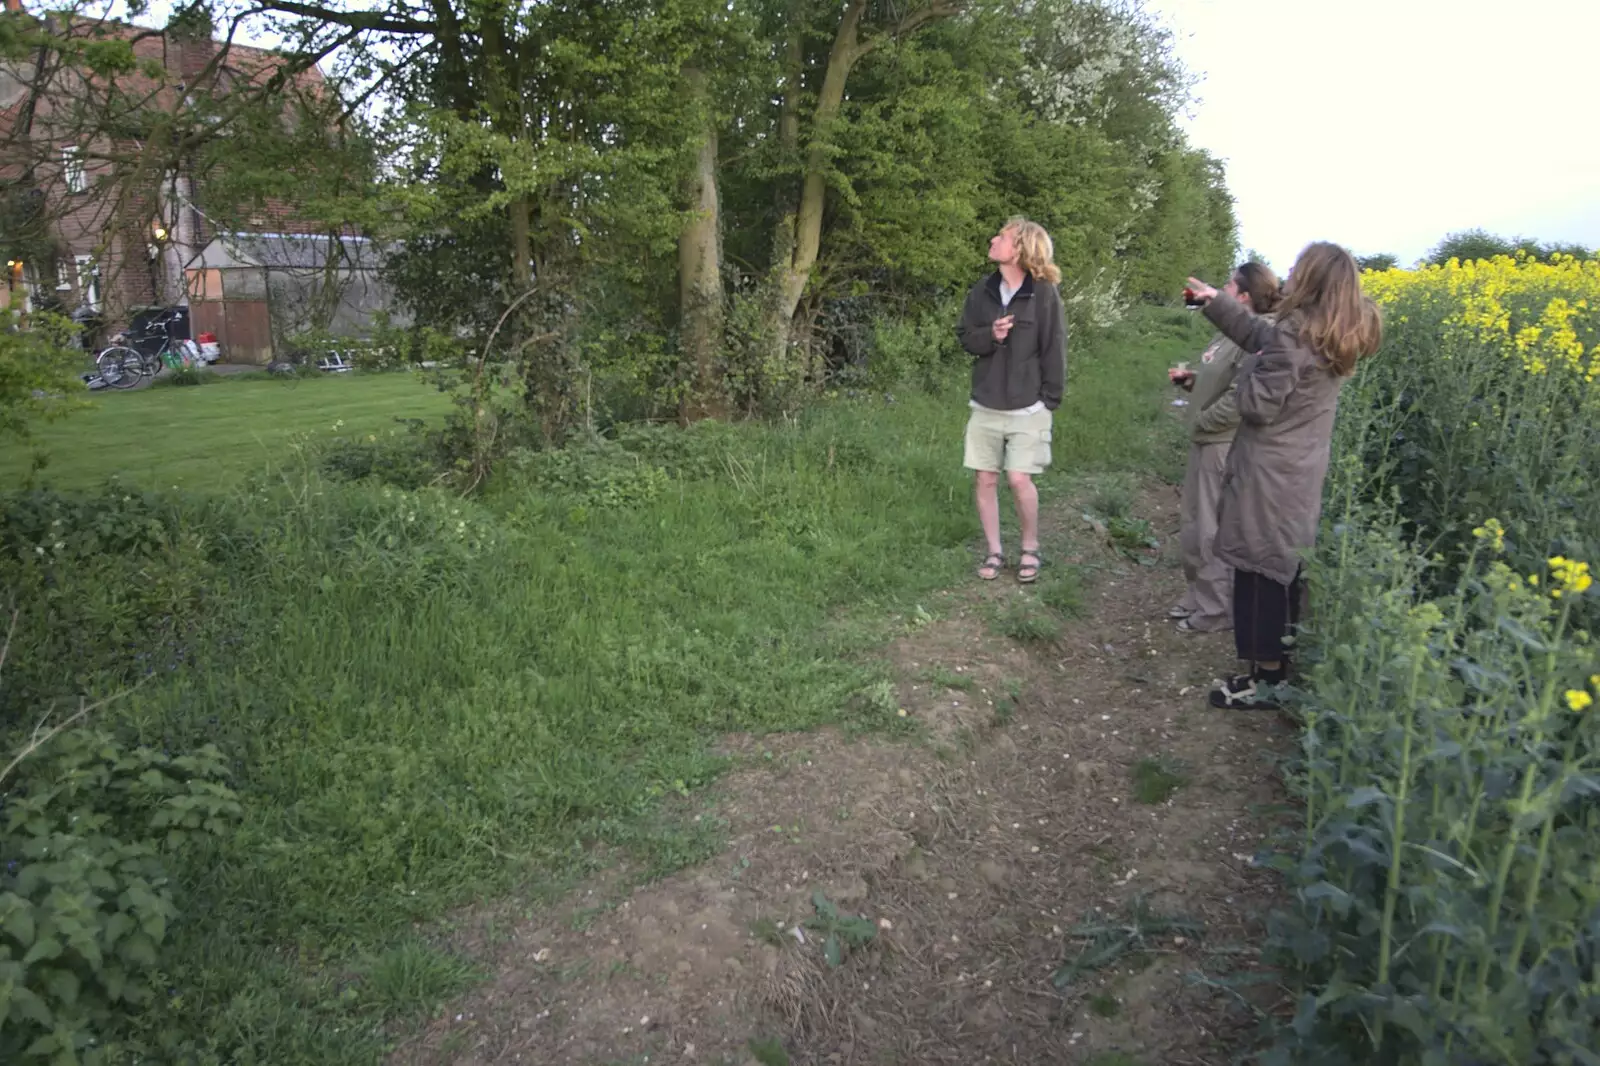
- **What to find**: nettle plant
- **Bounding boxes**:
[0,699,243,1064]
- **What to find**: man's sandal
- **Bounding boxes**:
[978,552,1004,581]
[1017,548,1043,584]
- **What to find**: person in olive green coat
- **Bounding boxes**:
[1168,262,1283,633]
[1184,242,1383,711]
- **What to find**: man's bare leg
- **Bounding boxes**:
[976,470,1003,577]
[1008,470,1041,581]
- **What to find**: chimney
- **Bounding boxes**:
[166,7,219,83]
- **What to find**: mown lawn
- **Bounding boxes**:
[0,371,452,491]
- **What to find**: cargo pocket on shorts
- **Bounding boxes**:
[1035,417,1053,470]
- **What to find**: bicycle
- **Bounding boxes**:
[94,307,208,389]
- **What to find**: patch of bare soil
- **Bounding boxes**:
[391,480,1295,1066]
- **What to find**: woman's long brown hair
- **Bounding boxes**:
[1277,242,1383,376]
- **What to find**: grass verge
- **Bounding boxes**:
[0,308,1208,1061]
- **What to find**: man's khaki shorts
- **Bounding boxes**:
[963,407,1053,474]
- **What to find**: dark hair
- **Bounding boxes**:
[1232,262,1283,314]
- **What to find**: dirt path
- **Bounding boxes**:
[392,480,1293,1066]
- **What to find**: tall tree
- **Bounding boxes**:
[1120,145,1237,302]
[757,0,962,385]
[677,65,724,421]
[209,0,1241,432]
[719,0,1228,348]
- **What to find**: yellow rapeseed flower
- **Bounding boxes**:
[1471,518,1506,553]
[1549,556,1593,598]
[1565,689,1593,712]
[1369,255,1600,384]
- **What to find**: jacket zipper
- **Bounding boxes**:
[998,290,1032,403]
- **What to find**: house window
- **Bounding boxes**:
[75,255,101,311]
[62,146,87,194]
[56,262,73,291]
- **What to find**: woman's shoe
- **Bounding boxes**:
[1208,673,1283,711]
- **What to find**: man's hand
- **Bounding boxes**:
[992,315,1015,343]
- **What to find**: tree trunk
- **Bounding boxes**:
[677,68,725,423]
[756,1,961,394]
[761,0,867,380]
[509,193,532,289]
[777,7,802,185]
[478,7,531,293]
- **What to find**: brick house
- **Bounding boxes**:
[0,0,338,351]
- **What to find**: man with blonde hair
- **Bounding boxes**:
[956,217,1068,584]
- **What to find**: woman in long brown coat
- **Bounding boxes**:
[1183,243,1382,710]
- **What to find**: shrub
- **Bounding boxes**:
[0,721,243,1064]
[1425,228,1520,265]
[1425,230,1595,266]
[0,309,88,440]
[609,419,745,481]
[317,425,443,490]
[857,299,964,393]
[506,430,674,508]
[0,486,221,715]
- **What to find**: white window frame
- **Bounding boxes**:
[74,254,100,311]
[62,145,87,194]
[55,261,73,291]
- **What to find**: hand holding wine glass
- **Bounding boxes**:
[1183,277,1218,305]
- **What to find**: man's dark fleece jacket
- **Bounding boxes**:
[955,271,1068,411]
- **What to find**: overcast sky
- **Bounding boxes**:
[1145,0,1600,270]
